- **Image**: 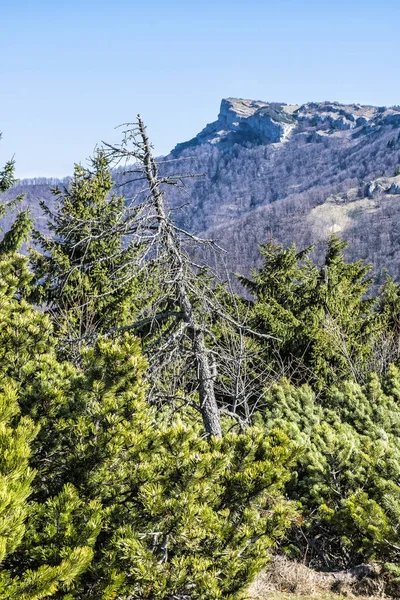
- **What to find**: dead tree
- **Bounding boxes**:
[53,117,274,437]
[100,117,226,436]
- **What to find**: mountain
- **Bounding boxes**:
[4,98,400,282]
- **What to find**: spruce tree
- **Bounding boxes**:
[31,153,141,359]
[307,236,377,386]
[240,236,379,388]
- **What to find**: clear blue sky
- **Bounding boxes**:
[2,0,399,178]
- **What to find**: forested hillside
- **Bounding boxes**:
[6,98,400,282]
[3,109,400,598]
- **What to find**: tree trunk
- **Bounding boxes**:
[137,116,222,437]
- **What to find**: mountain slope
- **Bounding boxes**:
[4,98,400,281]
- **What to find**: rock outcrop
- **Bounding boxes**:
[173,98,400,154]
[173,98,296,152]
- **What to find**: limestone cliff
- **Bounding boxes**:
[173,98,400,153]
[173,98,296,152]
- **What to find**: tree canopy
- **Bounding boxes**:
[2,126,400,596]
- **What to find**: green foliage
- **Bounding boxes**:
[0,209,33,254]
[238,241,316,344]
[0,132,305,598]
[382,562,400,596]
[240,236,380,388]
[0,382,37,563]
[17,335,298,599]
[0,234,98,596]
[0,141,297,598]
[260,368,400,568]
[0,154,17,194]
[0,212,295,599]
[8,124,400,593]
[30,153,142,356]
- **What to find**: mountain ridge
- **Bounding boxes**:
[173,97,400,152]
[4,97,400,283]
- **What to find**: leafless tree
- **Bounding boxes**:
[110,117,225,436]
[99,117,272,437]
[50,116,273,437]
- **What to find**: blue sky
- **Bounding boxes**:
[2,0,400,177]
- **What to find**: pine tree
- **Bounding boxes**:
[260,367,400,568]
[240,236,380,388]
[0,249,101,600]
[31,153,142,359]
[0,141,100,598]
[27,335,298,599]
[0,377,97,600]
[0,381,37,592]
[3,304,297,599]
[1,240,297,598]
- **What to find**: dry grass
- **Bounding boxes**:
[246,556,386,600]
[248,595,376,600]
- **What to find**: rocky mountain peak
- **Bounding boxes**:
[173,98,400,154]
[173,98,296,153]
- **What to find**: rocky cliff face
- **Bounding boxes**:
[173,98,297,151]
[173,98,400,153]
[170,98,400,281]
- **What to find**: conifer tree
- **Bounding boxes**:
[0,251,101,600]
[372,274,400,371]
[260,367,400,568]
[308,236,377,385]
[0,199,297,598]
[2,297,297,599]
[31,153,141,359]
[238,240,317,363]
[240,236,379,388]
[0,140,100,598]
[0,381,37,591]
[25,335,298,599]
[0,374,98,599]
